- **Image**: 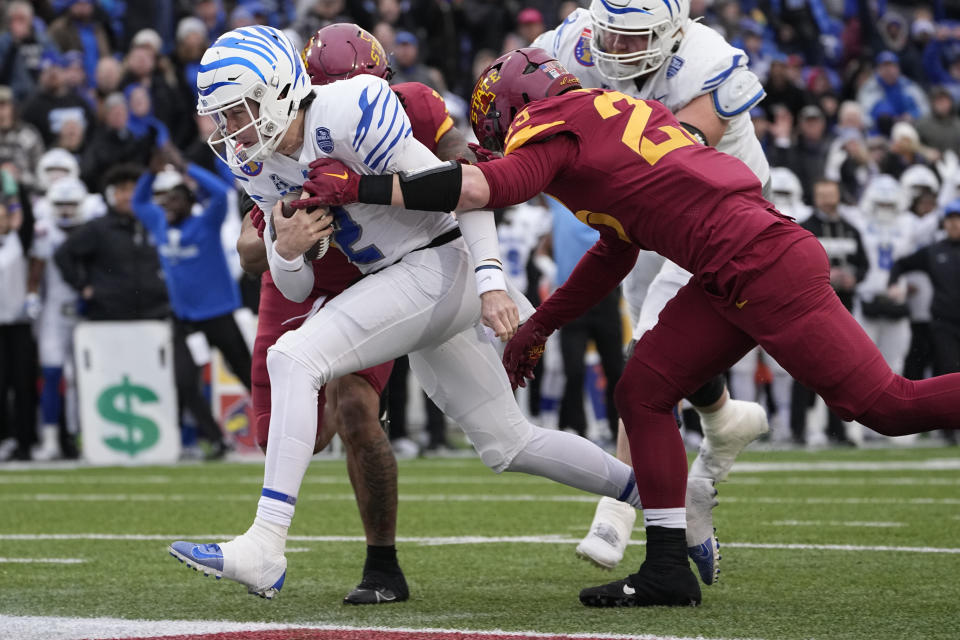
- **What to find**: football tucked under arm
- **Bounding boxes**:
[279,190,330,262]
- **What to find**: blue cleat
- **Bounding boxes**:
[685,477,721,585]
[168,536,286,599]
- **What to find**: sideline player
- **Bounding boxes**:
[302,47,960,607]
[169,27,654,602]
[532,0,770,575]
[234,23,478,605]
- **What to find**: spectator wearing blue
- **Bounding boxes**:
[20,49,95,148]
[546,197,623,442]
[132,146,251,393]
[47,0,112,92]
[733,18,779,83]
[857,51,930,133]
[921,22,960,103]
[0,1,62,103]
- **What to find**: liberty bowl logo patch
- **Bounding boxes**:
[575,28,594,66]
[315,127,334,153]
[666,55,684,79]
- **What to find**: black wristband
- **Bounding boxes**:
[357,174,393,205]
[679,121,710,146]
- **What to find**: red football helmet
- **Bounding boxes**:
[302,23,392,86]
[470,47,581,152]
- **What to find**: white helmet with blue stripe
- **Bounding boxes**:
[589,0,689,81]
[197,25,311,169]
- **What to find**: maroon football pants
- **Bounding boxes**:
[620,222,960,510]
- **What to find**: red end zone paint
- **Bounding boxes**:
[103,630,632,640]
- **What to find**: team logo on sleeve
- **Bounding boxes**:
[574,28,594,67]
[315,127,335,153]
[666,56,685,79]
[270,173,294,194]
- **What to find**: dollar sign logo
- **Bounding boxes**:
[97,375,160,456]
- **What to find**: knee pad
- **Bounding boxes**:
[457,393,533,473]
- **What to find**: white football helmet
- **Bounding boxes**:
[899,164,940,201]
[196,25,311,169]
[46,176,88,229]
[860,174,905,224]
[770,166,803,215]
[37,148,80,193]
[589,0,689,81]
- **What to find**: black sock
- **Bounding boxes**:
[364,544,401,575]
[644,526,688,566]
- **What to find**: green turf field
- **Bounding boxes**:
[2,445,959,639]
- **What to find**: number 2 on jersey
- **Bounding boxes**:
[592,92,695,166]
[331,206,384,264]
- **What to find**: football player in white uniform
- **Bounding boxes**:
[169,26,658,601]
[29,177,90,460]
[855,176,918,382]
[533,0,771,579]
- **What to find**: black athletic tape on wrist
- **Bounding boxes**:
[399,161,462,212]
[358,174,393,205]
[679,121,709,146]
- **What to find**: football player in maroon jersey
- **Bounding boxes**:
[236,23,475,605]
[299,48,960,608]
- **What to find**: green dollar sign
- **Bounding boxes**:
[97,375,160,456]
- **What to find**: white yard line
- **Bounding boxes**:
[1,533,958,554]
[764,520,905,528]
[6,492,960,506]
[0,614,764,640]
[0,557,85,564]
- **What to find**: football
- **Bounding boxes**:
[280,189,330,261]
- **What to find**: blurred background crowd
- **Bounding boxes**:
[1,0,959,462]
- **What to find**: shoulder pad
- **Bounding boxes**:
[711,67,765,119]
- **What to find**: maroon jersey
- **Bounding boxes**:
[486,88,782,278]
[391,82,454,154]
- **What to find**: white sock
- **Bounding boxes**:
[507,425,642,509]
[643,508,686,529]
[257,350,320,528]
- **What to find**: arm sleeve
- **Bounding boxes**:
[535,228,640,332]
[132,173,166,237]
[188,163,229,227]
[477,135,577,210]
[263,210,315,303]
[889,246,930,284]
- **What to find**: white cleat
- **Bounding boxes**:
[685,476,720,585]
[169,532,287,599]
[576,496,636,569]
[690,399,769,482]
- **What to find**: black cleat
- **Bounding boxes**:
[343,570,409,605]
[579,561,701,608]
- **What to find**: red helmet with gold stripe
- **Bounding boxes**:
[470,47,581,152]
[302,23,392,86]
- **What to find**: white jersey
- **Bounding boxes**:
[534,9,769,185]
[233,75,456,274]
[496,202,552,294]
[856,213,918,303]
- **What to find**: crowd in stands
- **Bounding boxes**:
[1,0,959,461]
